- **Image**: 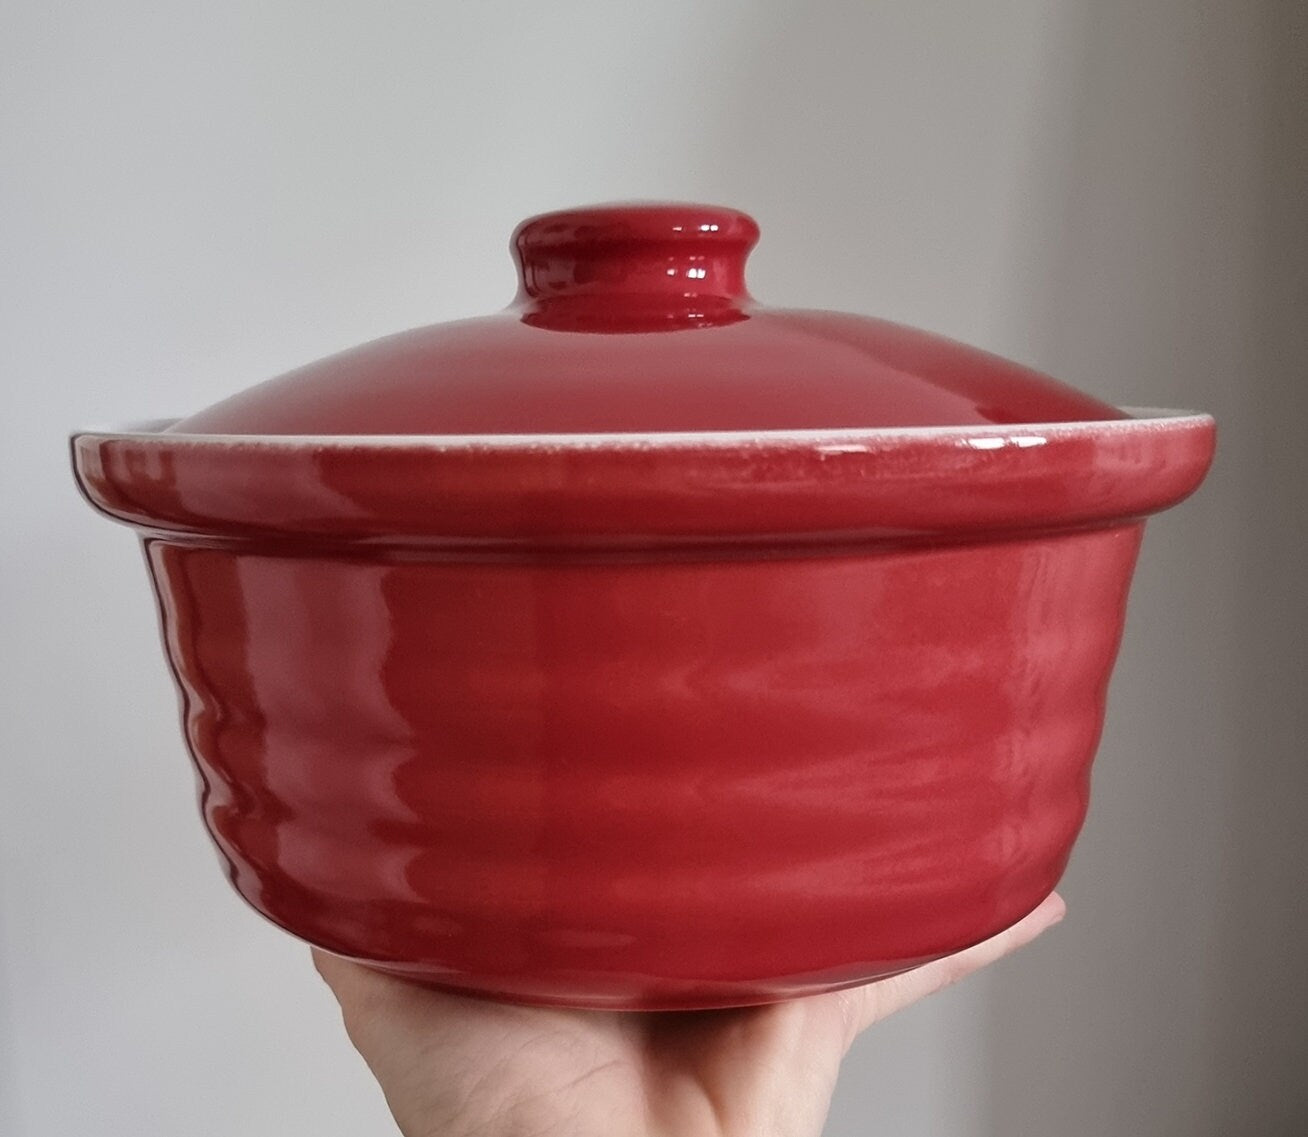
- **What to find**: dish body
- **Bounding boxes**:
[72,409,1213,1009]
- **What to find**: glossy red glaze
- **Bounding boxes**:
[70,203,1216,1009]
[142,524,1137,1008]
[172,203,1125,435]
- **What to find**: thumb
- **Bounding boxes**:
[837,892,1066,1045]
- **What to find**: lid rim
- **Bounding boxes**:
[72,408,1212,449]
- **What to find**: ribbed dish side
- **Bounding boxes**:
[143,523,1140,1007]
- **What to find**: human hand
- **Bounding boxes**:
[314,893,1064,1137]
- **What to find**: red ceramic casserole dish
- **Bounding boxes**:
[72,203,1214,1009]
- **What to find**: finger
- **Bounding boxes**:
[313,949,472,1020]
[312,948,392,1016]
[312,950,390,1046]
[311,950,460,1052]
[311,949,568,1057]
[312,947,377,1001]
[839,892,1066,1043]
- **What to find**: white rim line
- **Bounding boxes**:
[71,408,1213,450]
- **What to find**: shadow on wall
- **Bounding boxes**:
[684,7,1110,1135]
[984,1,1308,1135]
[690,1,1306,1135]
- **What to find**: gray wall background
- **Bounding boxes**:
[2,2,1303,1134]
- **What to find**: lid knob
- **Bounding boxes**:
[511,202,759,306]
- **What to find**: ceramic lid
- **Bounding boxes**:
[170,202,1126,436]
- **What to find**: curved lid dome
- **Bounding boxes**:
[171,202,1125,436]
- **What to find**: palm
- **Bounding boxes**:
[315,893,1063,1137]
